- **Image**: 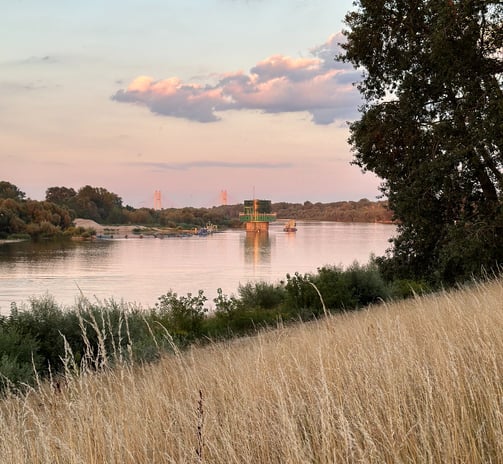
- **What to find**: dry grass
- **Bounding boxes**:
[1,279,503,463]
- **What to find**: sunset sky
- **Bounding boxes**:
[1,0,382,208]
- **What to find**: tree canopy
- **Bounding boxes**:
[340,0,503,284]
[46,185,124,224]
[0,181,26,201]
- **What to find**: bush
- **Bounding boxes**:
[4,296,160,382]
[8,296,69,374]
[153,290,208,343]
[388,279,431,300]
[342,261,390,307]
[237,281,286,310]
[0,326,41,390]
[208,287,284,338]
[284,263,390,316]
[283,271,325,317]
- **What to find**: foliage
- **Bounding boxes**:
[2,180,394,240]
[153,290,208,343]
[388,279,431,300]
[8,295,78,374]
[340,1,503,285]
[46,185,125,224]
[0,259,433,393]
[0,197,72,239]
[1,296,157,390]
[273,198,393,223]
[0,326,41,389]
[284,262,390,316]
[45,186,77,209]
[237,281,286,310]
[0,181,25,201]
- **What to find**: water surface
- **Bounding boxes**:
[0,221,395,311]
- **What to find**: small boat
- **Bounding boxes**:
[283,219,297,232]
[196,222,218,236]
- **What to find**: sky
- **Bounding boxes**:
[1,0,382,208]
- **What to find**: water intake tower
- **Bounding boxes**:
[239,199,276,232]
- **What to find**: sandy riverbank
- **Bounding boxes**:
[72,218,197,238]
[73,219,148,237]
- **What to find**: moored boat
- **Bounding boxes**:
[283,219,297,232]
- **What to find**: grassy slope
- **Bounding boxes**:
[1,279,502,463]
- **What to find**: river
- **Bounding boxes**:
[0,221,395,312]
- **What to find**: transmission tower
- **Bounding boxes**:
[220,189,228,205]
[154,190,162,210]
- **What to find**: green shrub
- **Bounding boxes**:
[208,287,285,338]
[153,290,208,343]
[5,296,158,377]
[237,281,286,310]
[284,263,390,316]
[0,326,41,390]
[284,271,325,317]
[342,261,390,307]
[388,279,431,300]
[8,295,68,374]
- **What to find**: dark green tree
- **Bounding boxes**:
[340,0,503,284]
[45,186,77,209]
[0,181,25,201]
[74,185,124,223]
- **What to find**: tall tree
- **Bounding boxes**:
[45,186,77,206]
[0,181,26,201]
[74,185,124,223]
[340,0,503,284]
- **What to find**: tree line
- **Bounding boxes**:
[0,180,392,240]
[273,199,393,223]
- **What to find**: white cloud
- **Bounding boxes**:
[112,33,361,125]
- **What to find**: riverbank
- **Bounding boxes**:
[73,218,142,237]
[72,218,209,238]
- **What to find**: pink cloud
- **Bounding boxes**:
[112,33,361,125]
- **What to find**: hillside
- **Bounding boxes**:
[1,279,502,462]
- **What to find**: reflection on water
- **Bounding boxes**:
[0,222,395,311]
[0,240,113,264]
[243,232,271,265]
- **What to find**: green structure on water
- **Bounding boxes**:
[239,200,276,232]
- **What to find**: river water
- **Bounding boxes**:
[0,221,395,312]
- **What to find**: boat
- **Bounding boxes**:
[196,222,218,236]
[283,219,297,232]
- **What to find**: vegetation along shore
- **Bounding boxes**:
[0,180,393,242]
[0,277,502,462]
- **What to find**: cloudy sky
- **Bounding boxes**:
[1,0,381,208]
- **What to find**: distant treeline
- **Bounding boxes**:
[273,199,393,223]
[0,180,392,240]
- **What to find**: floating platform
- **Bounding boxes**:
[239,199,276,232]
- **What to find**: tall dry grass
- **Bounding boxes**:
[1,279,502,463]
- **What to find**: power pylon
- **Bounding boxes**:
[154,190,162,210]
[220,189,228,205]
